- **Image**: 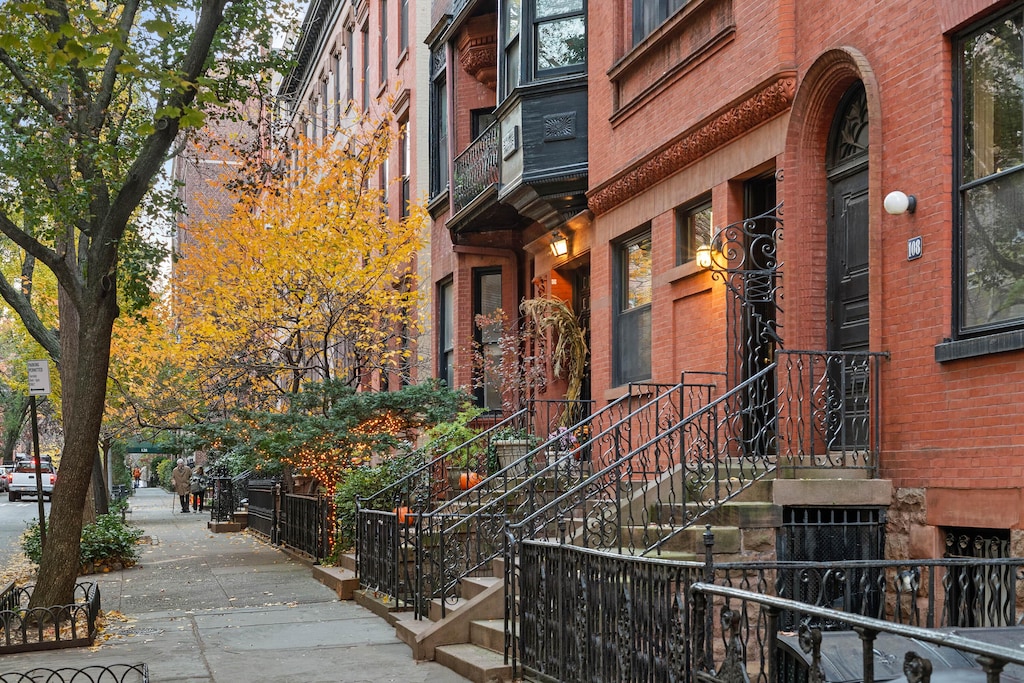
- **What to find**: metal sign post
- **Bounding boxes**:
[27,360,51,549]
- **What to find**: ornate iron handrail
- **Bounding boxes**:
[509,536,1024,682]
[354,400,588,608]
[0,664,150,682]
[451,120,499,214]
[777,349,889,475]
[416,380,718,619]
[507,364,778,560]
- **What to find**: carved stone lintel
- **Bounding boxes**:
[587,74,796,216]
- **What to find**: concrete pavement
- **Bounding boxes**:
[0,487,470,683]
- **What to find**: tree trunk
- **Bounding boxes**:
[28,285,116,608]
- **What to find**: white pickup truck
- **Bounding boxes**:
[7,460,56,502]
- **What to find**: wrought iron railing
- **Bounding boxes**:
[451,120,499,214]
[0,664,150,682]
[281,493,332,561]
[0,582,100,654]
[507,365,777,563]
[209,471,250,523]
[776,349,889,475]
[354,400,588,607]
[416,380,718,619]
[510,536,1024,682]
[246,479,279,542]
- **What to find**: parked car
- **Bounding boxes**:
[0,464,12,492]
[777,626,1024,682]
[8,459,56,502]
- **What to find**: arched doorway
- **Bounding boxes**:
[826,82,869,353]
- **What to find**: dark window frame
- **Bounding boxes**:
[613,228,653,385]
[954,3,1024,339]
[676,196,712,265]
[474,268,504,411]
[361,22,370,108]
[632,0,688,46]
[528,0,587,78]
[438,278,455,389]
[429,48,449,198]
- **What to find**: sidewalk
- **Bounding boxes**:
[0,487,470,683]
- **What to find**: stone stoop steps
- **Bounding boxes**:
[389,569,511,683]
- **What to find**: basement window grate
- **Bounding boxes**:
[776,507,886,629]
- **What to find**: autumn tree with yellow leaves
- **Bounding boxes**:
[174,118,426,413]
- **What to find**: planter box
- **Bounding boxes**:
[493,439,531,475]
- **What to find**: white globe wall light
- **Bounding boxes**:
[884,190,916,215]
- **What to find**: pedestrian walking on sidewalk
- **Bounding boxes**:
[190,466,207,512]
[171,459,192,513]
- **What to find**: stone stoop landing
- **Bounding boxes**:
[311,565,359,600]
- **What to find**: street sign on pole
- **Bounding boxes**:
[27,360,51,396]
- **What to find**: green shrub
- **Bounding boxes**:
[333,454,423,552]
[22,514,144,574]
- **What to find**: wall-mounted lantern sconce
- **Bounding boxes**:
[695,244,713,269]
[883,190,917,215]
[550,230,570,258]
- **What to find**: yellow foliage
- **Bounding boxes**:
[174,111,427,407]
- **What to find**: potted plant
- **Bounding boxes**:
[424,407,486,490]
[487,426,540,474]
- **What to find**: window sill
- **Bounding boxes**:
[664,260,708,284]
[934,329,1024,362]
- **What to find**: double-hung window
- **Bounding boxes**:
[439,280,455,389]
[677,199,712,265]
[956,5,1024,335]
[614,231,653,385]
[633,0,688,45]
[430,47,449,197]
[503,0,521,98]
[534,0,585,75]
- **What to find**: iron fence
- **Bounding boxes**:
[0,664,149,682]
[417,381,715,619]
[509,536,1024,682]
[354,399,592,609]
[246,479,278,542]
[0,582,100,654]
[776,349,889,475]
[281,493,331,561]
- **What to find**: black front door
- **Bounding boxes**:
[827,168,869,353]
[826,83,870,450]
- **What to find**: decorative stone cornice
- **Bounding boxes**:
[588,74,796,216]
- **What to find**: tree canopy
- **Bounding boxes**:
[0,0,293,607]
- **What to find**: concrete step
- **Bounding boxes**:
[462,576,501,600]
[434,643,512,683]
[353,588,408,620]
[429,595,469,622]
[621,524,740,554]
[654,501,781,528]
[337,552,357,573]
[393,611,433,648]
[469,618,506,654]
[311,565,359,600]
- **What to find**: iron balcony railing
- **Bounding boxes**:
[451,120,499,214]
[354,400,591,609]
[510,536,1024,682]
[777,349,889,475]
[416,379,719,619]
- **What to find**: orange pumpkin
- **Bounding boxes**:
[459,472,483,489]
[394,506,414,525]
